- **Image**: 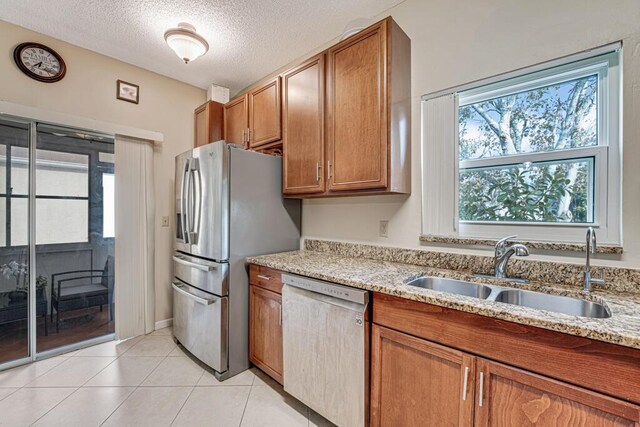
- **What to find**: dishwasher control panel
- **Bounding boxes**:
[282,273,369,305]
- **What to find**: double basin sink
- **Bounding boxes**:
[407,276,611,319]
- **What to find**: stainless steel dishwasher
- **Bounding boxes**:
[281,273,369,427]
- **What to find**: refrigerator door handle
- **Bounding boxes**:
[185,159,193,242]
[180,158,190,245]
[172,255,214,272]
[190,158,201,243]
[172,281,217,305]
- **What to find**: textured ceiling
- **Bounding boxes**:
[0,0,404,94]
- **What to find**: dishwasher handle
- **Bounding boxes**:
[282,273,369,305]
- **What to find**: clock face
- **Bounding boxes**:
[13,43,66,83]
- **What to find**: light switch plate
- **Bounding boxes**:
[379,220,389,238]
[161,216,169,227]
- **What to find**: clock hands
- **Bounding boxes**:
[34,61,43,68]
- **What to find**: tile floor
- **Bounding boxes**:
[0,327,334,427]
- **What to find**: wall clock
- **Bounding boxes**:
[13,42,66,83]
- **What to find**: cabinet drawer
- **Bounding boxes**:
[249,264,282,294]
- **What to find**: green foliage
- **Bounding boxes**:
[458,75,597,223]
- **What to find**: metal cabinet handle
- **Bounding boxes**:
[316,162,320,182]
[172,282,216,305]
[478,372,485,407]
[173,255,213,272]
[241,129,246,147]
[257,274,271,281]
[327,160,331,182]
[462,366,470,401]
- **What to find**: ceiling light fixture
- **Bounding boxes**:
[164,22,209,64]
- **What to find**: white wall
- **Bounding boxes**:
[0,20,207,321]
[302,0,640,268]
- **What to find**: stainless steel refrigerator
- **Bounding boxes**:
[172,141,301,380]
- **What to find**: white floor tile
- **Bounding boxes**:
[172,386,251,427]
[101,386,192,427]
[0,388,18,401]
[85,356,164,387]
[250,367,280,388]
[0,387,75,425]
[122,336,176,357]
[198,368,255,386]
[150,327,173,336]
[0,356,68,387]
[308,409,337,427]
[74,337,142,357]
[26,356,115,387]
[241,384,309,427]
[32,386,135,427]
[141,356,204,387]
[167,345,190,357]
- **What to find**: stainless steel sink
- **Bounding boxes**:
[406,277,493,299]
[494,289,611,319]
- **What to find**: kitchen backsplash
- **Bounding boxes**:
[304,239,640,294]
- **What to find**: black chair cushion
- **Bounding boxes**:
[59,283,108,300]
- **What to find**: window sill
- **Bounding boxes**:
[419,234,623,254]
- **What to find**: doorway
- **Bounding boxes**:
[0,116,115,368]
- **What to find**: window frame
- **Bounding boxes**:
[421,48,622,245]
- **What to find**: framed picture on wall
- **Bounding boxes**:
[116,80,139,104]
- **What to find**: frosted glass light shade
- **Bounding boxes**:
[164,23,209,64]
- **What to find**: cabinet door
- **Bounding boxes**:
[224,95,248,147]
[327,20,388,191]
[370,325,475,427]
[195,101,224,147]
[475,359,640,427]
[249,285,283,384]
[282,54,325,195]
[248,77,281,148]
[194,102,209,147]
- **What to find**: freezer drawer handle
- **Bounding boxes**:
[173,255,214,272]
[172,282,217,305]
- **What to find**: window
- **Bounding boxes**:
[422,47,621,244]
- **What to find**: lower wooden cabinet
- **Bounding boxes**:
[249,284,283,384]
[370,325,475,426]
[371,324,640,427]
[475,359,640,427]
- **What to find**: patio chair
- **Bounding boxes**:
[50,255,114,333]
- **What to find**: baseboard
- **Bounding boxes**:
[155,318,173,330]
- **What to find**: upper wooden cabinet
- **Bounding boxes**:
[224,94,248,147]
[283,17,411,198]
[248,76,282,149]
[194,101,224,148]
[282,54,325,195]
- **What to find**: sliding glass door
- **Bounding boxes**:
[0,117,115,367]
[0,118,31,365]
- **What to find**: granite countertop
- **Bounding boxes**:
[247,250,640,350]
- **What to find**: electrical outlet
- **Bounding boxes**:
[379,220,389,238]
[161,216,169,227]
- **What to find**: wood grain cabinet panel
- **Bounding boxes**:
[194,101,223,147]
[475,359,640,427]
[282,54,325,195]
[249,285,283,384]
[370,325,475,427]
[248,77,282,149]
[328,23,387,191]
[224,94,248,147]
[323,17,411,195]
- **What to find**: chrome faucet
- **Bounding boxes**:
[494,235,530,279]
[584,227,605,293]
